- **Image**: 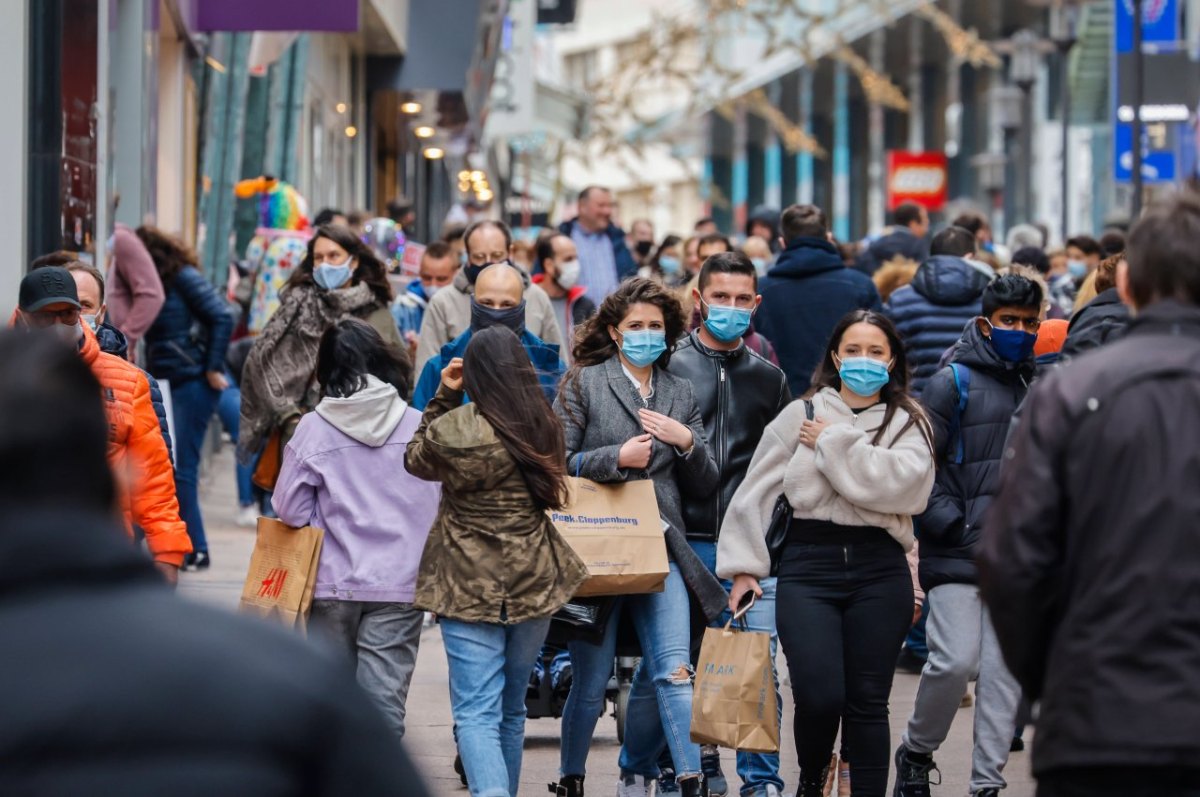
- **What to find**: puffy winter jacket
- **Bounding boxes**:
[886,255,994,396]
[1060,287,1131,361]
[917,321,1033,591]
[756,236,881,396]
[80,325,192,566]
[145,267,234,384]
[96,321,173,465]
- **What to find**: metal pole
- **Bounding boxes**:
[1132,0,1145,217]
[95,0,110,271]
[1021,84,1034,225]
[1060,42,1071,241]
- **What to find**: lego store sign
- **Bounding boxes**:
[887,152,949,212]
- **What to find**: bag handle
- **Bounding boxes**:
[723,594,756,632]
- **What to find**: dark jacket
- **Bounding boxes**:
[554,356,727,621]
[145,266,234,384]
[1060,287,1131,361]
[0,509,428,796]
[854,227,928,276]
[918,321,1033,592]
[885,255,993,396]
[667,331,792,541]
[980,301,1200,777]
[756,236,882,396]
[96,321,173,463]
[532,275,598,329]
[557,218,639,283]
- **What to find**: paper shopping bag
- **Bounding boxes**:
[238,517,324,631]
[691,621,780,753]
[548,477,669,597]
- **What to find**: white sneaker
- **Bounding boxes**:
[235,505,258,528]
[617,772,653,797]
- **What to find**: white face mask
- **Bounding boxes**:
[51,322,83,344]
[556,259,581,290]
[83,314,99,332]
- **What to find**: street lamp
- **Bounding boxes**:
[1010,29,1041,227]
[1050,4,1079,243]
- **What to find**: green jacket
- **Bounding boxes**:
[405,383,588,624]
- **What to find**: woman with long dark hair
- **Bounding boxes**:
[553,278,724,797]
[272,319,437,737]
[405,326,588,797]
[138,226,234,570]
[717,309,935,796]
[239,224,404,468]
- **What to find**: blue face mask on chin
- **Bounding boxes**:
[837,356,892,397]
[702,300,753,343]
[619,329,668,368]
[985,320,1037,363]
[313,260,353,290]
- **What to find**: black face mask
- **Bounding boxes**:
[465,258,513,286]
[635,240,653,257]
[470,298,526,336]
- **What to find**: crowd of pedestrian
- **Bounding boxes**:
[6,176,1200,797]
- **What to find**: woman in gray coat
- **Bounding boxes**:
[553,278,723,797]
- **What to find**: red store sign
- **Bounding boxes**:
[887,152,949,211]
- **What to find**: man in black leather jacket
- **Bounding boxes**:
[661,251,791,797]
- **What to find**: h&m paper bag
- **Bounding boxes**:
[238,517,324,630]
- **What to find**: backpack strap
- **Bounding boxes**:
[804,399,815,421]
[948,364,971,465]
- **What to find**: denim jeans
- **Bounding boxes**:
[653,541,784,795]
[214,379,255,507]
[442,617,551,797]
[560,563,701,779]
[169,377,221,553]
[309,600,424,739]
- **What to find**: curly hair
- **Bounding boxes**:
[570,277,686,368]
[561,278,686,419]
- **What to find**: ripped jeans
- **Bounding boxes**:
[560,564,701,779]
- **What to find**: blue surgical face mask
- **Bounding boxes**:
[313,259,353,290]
[836,355,892,397]
[658,255,681,276]
[618,329,668,368]
[1067,260,1088,280]
[750,257,769,277]
[983,319,1037,363]
[701,299,753,343]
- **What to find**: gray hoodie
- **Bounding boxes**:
[315,375,406,446]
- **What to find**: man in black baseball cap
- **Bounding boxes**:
[16,267,84,343]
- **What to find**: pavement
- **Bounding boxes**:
[182,444,1037,796]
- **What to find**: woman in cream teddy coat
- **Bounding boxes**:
[717,310,935,797]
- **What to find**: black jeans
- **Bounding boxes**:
[1039,768,1200,797]
[775,537,913,796]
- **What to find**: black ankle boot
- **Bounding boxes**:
[679,775,708,797]
[548,775,585,797]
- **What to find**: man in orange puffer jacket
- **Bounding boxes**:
[13,268,191,581]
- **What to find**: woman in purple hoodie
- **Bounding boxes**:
[272,318,440,739]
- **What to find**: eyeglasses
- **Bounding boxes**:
[27,307,81,327]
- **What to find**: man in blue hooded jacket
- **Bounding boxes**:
[754,204,881,396]
[412,263,564,411]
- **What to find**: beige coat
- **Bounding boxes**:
[716,387,934,591]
